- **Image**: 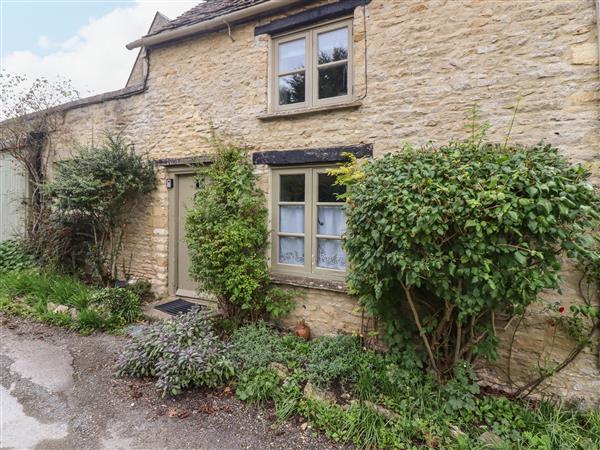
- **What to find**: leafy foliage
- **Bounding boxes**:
[88,287,140,326]
[333,137,599,376]
[235,368,280,404]
[45,134,155,284]
[229,321,309,370]
[306,335,363,386]
[185,138,294,320]
[0,268,132,333]
[227,324,599,449]
[115,308,234,395]
[0,240,36,272]
[124,279,155,302]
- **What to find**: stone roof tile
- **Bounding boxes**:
[148,0,270,36]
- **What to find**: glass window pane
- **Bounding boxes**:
[318,64,348,99]
[279,236,304,265]
[318,173,345,202]
[317,239,346,270]
[279,73,306,105]
[280,205,304,233]
[317,206,346,236]
[279,38,305,73]
[318,27,348,65]
[280,174,305,202]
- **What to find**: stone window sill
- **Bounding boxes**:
[258,101,362,121]
[271,272,347,293]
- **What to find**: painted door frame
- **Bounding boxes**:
[167,165,200,299]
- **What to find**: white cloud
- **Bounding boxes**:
[37,35,51,49]
[2,1,197,96]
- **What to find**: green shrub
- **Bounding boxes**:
[116,308,234,395]
[0,269,91,309]
[0,240,35,272]
[46,134,156,285]
[0,269,135,333]
[229,321,309,370]
[88,287,141,325]
[334,138,600,376]
[125,279,154,302]
[185,138,294,320]
[274,376,303,422]
[235,368,280,404]
[306,335,363,386]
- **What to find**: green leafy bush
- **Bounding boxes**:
[225,322,600,449]
[88,287,140,325]
[334,139,599,377]
[235,368,280,404]
[229,321,309,370]
[185,138,294,320]
[306,335,363,386]
[116,308,234,395]
[0,269,129,333]
[0,240,35,272]
[46,134,155,284]
[124,279,154,302]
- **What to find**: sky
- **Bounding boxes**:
[1,1,198,97]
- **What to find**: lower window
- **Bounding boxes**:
[272,166,346,279]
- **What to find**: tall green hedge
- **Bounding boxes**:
[186,140,293,320]
[335,140,599,377]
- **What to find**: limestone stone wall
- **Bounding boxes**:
[48,0,599,403]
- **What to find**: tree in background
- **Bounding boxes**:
[0,73,79,248]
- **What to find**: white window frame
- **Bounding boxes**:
[271,166,346,281]
[270,18,354,113]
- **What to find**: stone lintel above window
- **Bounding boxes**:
[252,143,372,166]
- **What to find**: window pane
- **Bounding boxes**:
[317,206,346,236]
[279,38,305,73]
[317,239,346,270]
[279,236,304,265]
[279,73,306,105]
[280,205,304,233]
[318,173,345,202]
[318,27,348,64]
[280,174,305,202]
[318,64,347,99]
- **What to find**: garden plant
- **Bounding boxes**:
[331,125,600,380]
[117,313,600,449]
[45,133,156,284]
[185,137,294,320]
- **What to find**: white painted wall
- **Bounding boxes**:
[0,152,29,242]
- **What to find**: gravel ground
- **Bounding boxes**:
[0,315,341,450]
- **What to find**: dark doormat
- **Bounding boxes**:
[154,298,204,316]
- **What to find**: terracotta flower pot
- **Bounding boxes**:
[295,320,311,340]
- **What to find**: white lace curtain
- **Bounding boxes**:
[278,204,346,269]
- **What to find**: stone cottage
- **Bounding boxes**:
[16,0,600,402]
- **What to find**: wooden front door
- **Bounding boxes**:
[175,173,198,298]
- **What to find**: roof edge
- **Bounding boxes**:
[0,84,146,127]
[126,0,303,50]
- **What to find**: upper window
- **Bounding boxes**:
[271,19,353,112]
[272,167,347,280]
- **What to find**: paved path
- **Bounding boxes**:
[0,316,337,450]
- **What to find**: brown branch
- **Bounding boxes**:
[401,280,440,377]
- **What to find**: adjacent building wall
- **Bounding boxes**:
[49,0,599,403]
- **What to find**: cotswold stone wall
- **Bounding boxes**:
[49,0,599,403]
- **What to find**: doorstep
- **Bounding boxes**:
[143,296,218,321]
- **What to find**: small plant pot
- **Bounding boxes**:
[295,320,311,340]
